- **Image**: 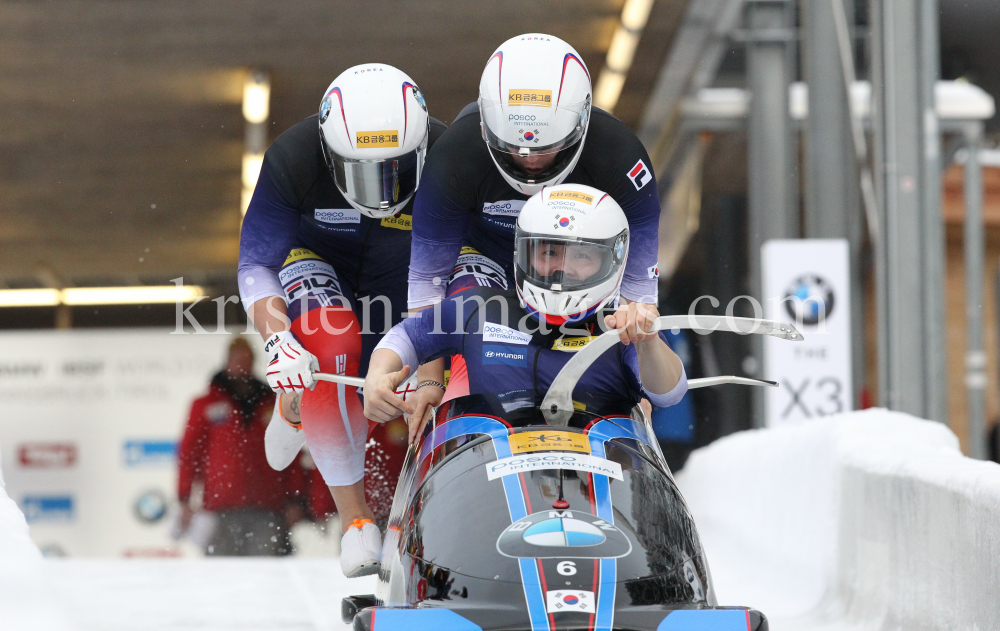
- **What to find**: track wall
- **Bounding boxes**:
[676,409,1000,630]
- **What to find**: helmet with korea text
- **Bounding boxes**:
[514,184,628,325]
[478,34,592,196]
[319,64,429,218]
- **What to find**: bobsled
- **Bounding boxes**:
[335,315,802,631]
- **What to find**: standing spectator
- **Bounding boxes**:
[177,338,301,556]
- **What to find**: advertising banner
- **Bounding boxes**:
[762,239,853,427]
[0,329,269,557]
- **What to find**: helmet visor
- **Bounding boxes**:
[479,97,589,184]
[321,128,427,216]
[515,231,627,292]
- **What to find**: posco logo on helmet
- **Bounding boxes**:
[509,114,537,122]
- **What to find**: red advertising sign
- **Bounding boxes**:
[18,442,78,468]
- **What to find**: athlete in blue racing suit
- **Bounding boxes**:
[365,184,685,445]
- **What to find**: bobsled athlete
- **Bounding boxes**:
[238,63,446,577]
[405,34,663,416]
[365,183,687,453]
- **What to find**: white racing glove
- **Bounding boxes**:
[264,331,319,393]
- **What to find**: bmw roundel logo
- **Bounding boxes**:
[497,510,632,559]
[522,515,606,547]
[412,86,427,112]
[783,274,835,326]
[134,489,168,524]
[319,96,332,124]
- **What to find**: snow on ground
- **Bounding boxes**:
[0,460,75,630]
[676,408,1000,631]
[46,559,376,631]
[5,409,1000,630]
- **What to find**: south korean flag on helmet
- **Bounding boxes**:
[478,34,592,196]
[514,184,628,325]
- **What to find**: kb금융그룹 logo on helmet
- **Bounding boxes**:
[548,189,594,205]
[355,131,400,148]
[508,89,552,107]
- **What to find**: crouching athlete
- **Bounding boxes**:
[364,184,687,459]
[238,63,445,577]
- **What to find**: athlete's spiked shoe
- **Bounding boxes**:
[341,519,382,578]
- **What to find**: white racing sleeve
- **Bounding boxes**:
[238,265,285,311]
[641,364,688,408]
[373,324,420,371]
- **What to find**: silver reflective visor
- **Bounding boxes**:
[320,127,427,217]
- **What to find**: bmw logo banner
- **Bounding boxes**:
[761,239,853,426]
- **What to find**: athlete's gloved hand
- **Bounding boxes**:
[264,331,319,393]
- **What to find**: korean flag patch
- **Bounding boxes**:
[546,590,595,613]
[628,159,652,191]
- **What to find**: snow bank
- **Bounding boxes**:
[0,444,75,629]
[676,409,1000,631]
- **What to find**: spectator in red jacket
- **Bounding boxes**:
[177,338,303,556]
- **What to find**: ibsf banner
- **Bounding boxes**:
[0,329,269,557]
[762,239,852,427]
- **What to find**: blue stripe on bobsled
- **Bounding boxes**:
[372,608,483,631]
[517,558,551,631]
[491,430,550,631]
[594,557,617,631]
[584,420,635,631]
[656,609,751,631]
[418,416,510,467]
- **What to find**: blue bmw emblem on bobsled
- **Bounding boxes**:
[496,510,632,559]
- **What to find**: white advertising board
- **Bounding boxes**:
[0,328,269,557]
[762,239,853,427]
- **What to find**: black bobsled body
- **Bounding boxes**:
[346,394,768,631]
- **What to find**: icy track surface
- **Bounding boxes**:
[3,408,999,630]
[47,559,376,631]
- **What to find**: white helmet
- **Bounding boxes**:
[478,34,592,196]
[515,184,628,325]
[319,64,429,218]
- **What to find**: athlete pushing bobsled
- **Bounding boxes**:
[237,63,445,577]
[365,182,687,470]
[403,34,666,424]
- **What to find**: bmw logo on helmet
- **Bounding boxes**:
[319,96,332,124]
[783,274,835,326]
[614,237,625,261]
[412,86,427,112]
